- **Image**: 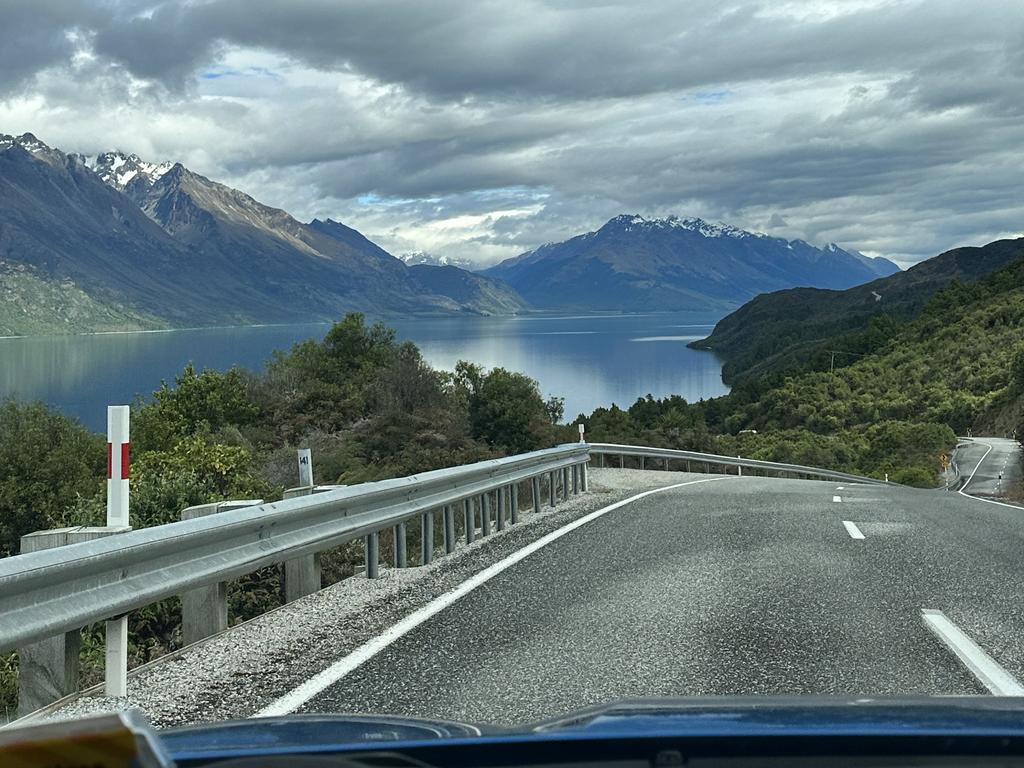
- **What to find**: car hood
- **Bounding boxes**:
[160,696,1024,758]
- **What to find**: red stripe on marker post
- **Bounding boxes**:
[121,442,130,480]
[107,442,113,479]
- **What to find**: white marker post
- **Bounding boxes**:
[106,405,130,697]
[297,448,313,487]
[578,424,585,443]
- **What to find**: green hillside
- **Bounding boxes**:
[695,238,1024,384]
[581,254,1024,486]
[0,261,156,336]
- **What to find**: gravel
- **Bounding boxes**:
[39,470,686,728]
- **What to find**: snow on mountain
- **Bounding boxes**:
[400,251,478,270]
[84,151,174,192]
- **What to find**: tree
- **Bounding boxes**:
[0,400,104,556]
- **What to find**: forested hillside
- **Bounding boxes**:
[696,237,1024,384]
[581,254,1024,487]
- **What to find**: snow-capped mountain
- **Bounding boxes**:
[83,151,174,194]
[483,213,900,312]
[0,132,527,333]
[400,251,478,271]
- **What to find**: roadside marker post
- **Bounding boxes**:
[106,405,131,697]
[297,448,313,488]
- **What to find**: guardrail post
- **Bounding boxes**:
[482,493,492,536]
[180,500,262,645]
[532,476,542,513]
[549,471,558,508]
[443,505,456,553]
[639,455,645,471]
[562,467,570,500]
[395,522,408,567]
[16,525,130,715]
[421,511,434,564]
[581,460,589,491]
[511,484,520,524]
[464,499,475,544]
[17,529,81,716]
[573,465,580,494]
[497,487,507,531]
[365,532,380,578]
[597,453,604,468]
[282,487,322,601]
[737,457,742,477]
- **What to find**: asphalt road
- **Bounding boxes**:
[278,472,1024,726]
[957,437,1022,497]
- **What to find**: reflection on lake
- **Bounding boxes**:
[0,313,728,431]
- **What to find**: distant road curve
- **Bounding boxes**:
[956,437,1022,501]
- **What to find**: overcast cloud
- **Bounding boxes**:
[1,0,1022,266]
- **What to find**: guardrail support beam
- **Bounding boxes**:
[395,522,408,567]
[511,484,520,524]
[443,505,456,553]
[482,494,492,536]
[180,501,261,646]
[549,471,557,508]
[284,553,321,601]
[17,529,82,716]
[532,476,542,514]
[421,511,434,564]
[497,487,507,531]
[464,499,475,544]
[365,533,380,578]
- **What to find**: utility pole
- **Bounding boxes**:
[830,351,836,374]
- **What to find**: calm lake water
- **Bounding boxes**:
[0,313,728,432]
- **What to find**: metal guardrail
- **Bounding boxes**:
[0,443,589,654]
[588,443,888,485]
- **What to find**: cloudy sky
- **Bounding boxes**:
[1,0,1022,267]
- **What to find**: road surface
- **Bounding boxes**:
[957,437,1022,497]
[248,473,1024,725]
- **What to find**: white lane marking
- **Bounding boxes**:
[959,440,993,494]
[957,440,1024,509]
[833,495,842,502]
[836,486,844,491]
[842,520,864,539]
[921,609,1024,696]
[254,476,727,717]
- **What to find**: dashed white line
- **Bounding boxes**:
[833,495,842,503]
[921,609,1024,696]
[842,520,864,539]
[836,486,845,491]
[252,476,727,717]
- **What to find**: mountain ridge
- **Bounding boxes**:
[483,213,899,312]
[0,133,527,333]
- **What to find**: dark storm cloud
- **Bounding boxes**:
[0,0,107,94]
[84,0,1022,102]
[3,0,1024,265]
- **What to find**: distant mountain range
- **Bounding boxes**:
[696,236,1024,383]
[2,131,915,336]
[0,133,525,334]
[483,214,899,312]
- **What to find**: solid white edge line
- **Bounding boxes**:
[921,609,1024,696]
[832,495,842,503]
[842,520,864,539]
[253,476,727,718]
[956,440,1024,509]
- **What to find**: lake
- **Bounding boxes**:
[0,313,728,432]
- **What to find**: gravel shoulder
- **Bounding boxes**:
[40,469,698,727]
